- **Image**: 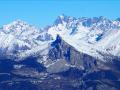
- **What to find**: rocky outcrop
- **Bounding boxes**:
[48,35,99,70]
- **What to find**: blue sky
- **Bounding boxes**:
[0,0,120,28]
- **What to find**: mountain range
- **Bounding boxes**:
[0,15,120,90]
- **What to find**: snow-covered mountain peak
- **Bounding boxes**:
[2,19,39,34]
[3,19,29,28]
[53,15,120,30]
[0,19,53,57]
[54,14,68,25]
[1,15,120,61]
[59,14,66,19]
[10,19,28,25]
[98,16,107,20]
[47,15,120,58]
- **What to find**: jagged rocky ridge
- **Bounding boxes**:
[0,15,120,90]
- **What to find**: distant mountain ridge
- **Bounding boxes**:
[1,15,120,90]
[0,15,120,60]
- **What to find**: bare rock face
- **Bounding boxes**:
[48,35,100,71]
